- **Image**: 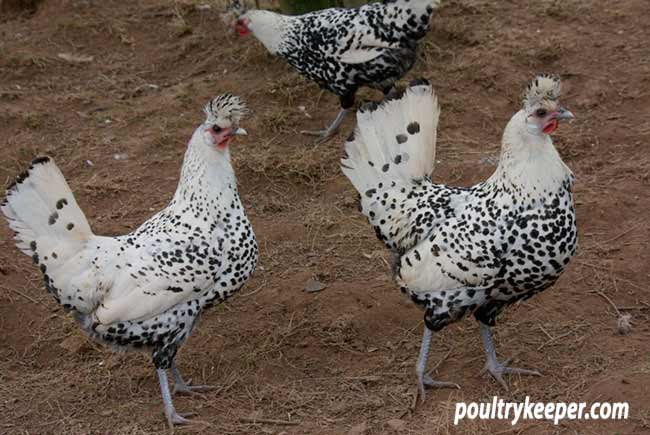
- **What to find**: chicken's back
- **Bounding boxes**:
[248,1,439,95]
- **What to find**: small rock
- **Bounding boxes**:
[617,314,632,335]
[386,418,407,432]
[304,277,326,293]
[348,422,368,435]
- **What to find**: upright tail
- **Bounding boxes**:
[341,80,440,252]
[341,79,439,193]
[2,157,93,276]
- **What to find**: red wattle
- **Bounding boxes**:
[235,23,250,36]
[217,137,233,149]
[543,119,558,134]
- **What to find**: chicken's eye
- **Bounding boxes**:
[213,125,222,133]
[535,108,547,117]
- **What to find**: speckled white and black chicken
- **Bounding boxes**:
[223,0,441,140]
[341,76,577,399]
[2,94,258,427]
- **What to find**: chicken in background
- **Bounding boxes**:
[2,94,258,427]
[222,0,441,140]
[341,76,576,399]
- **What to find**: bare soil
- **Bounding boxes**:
[1,0,649,434]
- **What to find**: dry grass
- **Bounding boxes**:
[1,0,649,434]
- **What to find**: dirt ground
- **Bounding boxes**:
[1,0,649,434]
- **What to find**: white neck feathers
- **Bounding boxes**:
[488,110,574,198]
[172,130,237,207]
[245,10,290,55]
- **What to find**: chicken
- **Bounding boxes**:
[341,76,576,399]
[223,0,441,140]
[1,94,258,427]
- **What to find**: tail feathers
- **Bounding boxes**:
[2,157,93,260]
[341,79,439,194]
[341,80,440,252]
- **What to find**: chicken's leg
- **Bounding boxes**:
[300,108,351,140]
[480,322,541,390]
[171,362,215,395]
[416,326,460,402]
[301,92,355,141]
[157,369,195,427]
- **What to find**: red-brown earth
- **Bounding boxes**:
[1,0,649,434]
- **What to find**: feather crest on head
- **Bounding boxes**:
[523,74,561,111]
[228,0,247,15]
[204,94,248,126]
[221,0,247,27]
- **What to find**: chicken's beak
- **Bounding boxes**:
[231,127,247,136]
[556,106,574,121]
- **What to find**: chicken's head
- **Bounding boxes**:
[221,0,249,35]
[523,74,574,135]
[234,16,252,36]
[202,94,248,151]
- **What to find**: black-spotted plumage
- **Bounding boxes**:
[226,0,440,137]
[230,1,439,95]
[394,173,576,332]
[342,76,577,395]
[2,94,257,426]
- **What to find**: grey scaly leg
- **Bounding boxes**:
[415,326,460,402]
[300,108,351,140]
[480,322,541,390]
[157,369,193,428]
[171,362,214,395]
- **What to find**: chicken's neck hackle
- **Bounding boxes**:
[171,130,239,213]
[244,10,289,54]
[487,110,574,201]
